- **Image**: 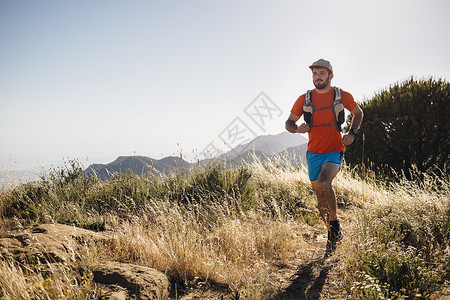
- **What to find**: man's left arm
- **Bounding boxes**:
[342,104,364,146]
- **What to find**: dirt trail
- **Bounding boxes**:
[177,228,345,300]
[177,208,356,299]
[272,229,343,300]
[275,258,331,299]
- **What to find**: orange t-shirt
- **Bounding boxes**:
[291,88,357,153]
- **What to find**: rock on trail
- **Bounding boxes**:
[0,223,169,299]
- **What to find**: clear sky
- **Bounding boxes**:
[1,0,449,171]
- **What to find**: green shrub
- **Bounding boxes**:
[358,240,442,297]
[351,186,449,298]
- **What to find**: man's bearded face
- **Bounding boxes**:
[312,67,331,90]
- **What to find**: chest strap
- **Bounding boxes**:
[302,87,344,132]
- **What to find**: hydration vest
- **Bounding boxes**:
[302,86,345,132]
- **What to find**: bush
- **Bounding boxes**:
[348,177,449,298]
[345,77,450,180]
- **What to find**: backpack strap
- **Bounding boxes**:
[334,86,342,102]
[332,87,345,132]
[303,90,313,130]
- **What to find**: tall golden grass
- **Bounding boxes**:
[0,155,448,299]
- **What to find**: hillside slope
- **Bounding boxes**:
[0,158,448,299]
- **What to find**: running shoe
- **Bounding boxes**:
[330,220,343,242]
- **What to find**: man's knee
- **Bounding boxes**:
[316,179,331,192]
[312,179,331,195]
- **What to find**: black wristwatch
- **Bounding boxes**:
[349,128,358,135]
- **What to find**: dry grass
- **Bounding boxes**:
[332,169,449,298]
[0,241,103,300]
[104,211,304,298]
[0,157,448,299]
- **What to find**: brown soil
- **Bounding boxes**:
[173,226,346,300]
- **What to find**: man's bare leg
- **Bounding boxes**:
[310,162,341,230]
[311,162,342,256]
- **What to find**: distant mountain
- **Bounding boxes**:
[216,141,308,168]
[85,132,308,180]
[219,131,307,159]
[85,155,191,180]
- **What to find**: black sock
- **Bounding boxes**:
[330,220,341,235]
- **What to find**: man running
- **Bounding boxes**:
[285,59,363,255]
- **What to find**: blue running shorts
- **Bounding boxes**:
[306,151,344,181]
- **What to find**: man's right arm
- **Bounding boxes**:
[285,113,310,134]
